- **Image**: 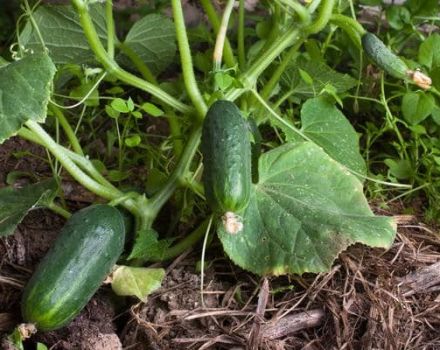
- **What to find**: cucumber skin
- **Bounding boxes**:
[201,100,252,214]
[21,205,125,331]
[362,32,409,79]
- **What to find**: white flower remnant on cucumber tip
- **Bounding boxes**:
[222,211,244,234]
[408,69,432,90]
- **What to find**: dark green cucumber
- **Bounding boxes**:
[201,100,251,214]
[21,204,125,331]
[362,32,409,79]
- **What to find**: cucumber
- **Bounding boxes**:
[362,32,409,80]
[21,204,125,331]
[201,100,252,217]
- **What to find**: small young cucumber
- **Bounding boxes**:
[21,204,125,331]
[201,100,252,219]
[362,32,409,80]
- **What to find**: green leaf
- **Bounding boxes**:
[141,102,164,117]
[402,91,435,125]
[37,343,48,350]
[384,159,413,180]
[111,98,130,113]
[218,142,396,276]
[282,59,357,97]
[0,56,8,67]
[119,14,176,74]
[214,72,235,91]
[111,265,165,301]
[69,81,99,107]
[0,179,58,237]
[128,228,171,261]
[418,34,440,70]
[299,68,314,86]
[300,97,367,176]
[0,53,56,143]
[385,6,411,30]
[20,4,107,65]
[125,135,141,147]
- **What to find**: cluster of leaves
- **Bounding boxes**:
[353,0,440,221]
[5,0,439,285]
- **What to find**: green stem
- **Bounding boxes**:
[379,74,408,159]
[279,0,311,23]
[305,0,336,34]
[258,3,282,56]
[199,0,237,69]
[168,111,184,157]
[261,39,304,100]
[154,217,211,261]
[224,27,301,103]
[117,43,157,84]
[70,0,192,115]
[22,121,142,216]
[238,0,246,70]
[46,202,72,219]
[330,14,365,36]
[213,0,235,71]
[149,127,201,217]
[330,14,365,48]
[242,26,300,85]
[171,0,207,119]
[106,0,115,59]
[49,104,84,156]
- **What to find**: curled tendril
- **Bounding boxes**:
[9,43,33,61]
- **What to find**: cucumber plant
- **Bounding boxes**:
[2,0,438,334]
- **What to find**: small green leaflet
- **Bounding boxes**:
[0,179,58,237]
[128,227,171,261]
[218,142,396,276]
[402,91,435,125]
[418,30,440,69]
[111,265,165,301]
[0,53,56,143]
[282,59,357,97]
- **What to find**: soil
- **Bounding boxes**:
[0,139,439,350]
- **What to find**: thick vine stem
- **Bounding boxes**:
[23,121,144,217]
[149,127,202,217]
[305,0,336,34]
[238,0,246,69]
[105,0,115,58]
[50,104,84,156]
[213,0,235,71]
[70,0,192,115]
[171,0,207,119]
[199,0,237,69]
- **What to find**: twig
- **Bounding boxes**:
[261,309,325,340]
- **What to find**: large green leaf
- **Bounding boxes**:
[0,179,58,237]
[0,53,56,143]
[20,4,107,65]
[300,97,367,176]
[218,142,396,276]
[119,14,176,74]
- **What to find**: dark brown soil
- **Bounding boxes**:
[1,146,440,350]
[1,138,440,349]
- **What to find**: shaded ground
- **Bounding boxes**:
[0,140,439,350]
